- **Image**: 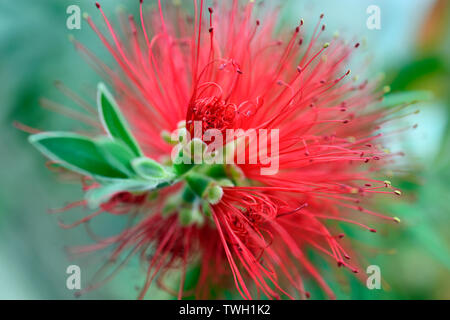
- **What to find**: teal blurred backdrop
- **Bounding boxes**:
[0,0,449,299]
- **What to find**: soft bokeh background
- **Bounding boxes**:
[0,0,449,299]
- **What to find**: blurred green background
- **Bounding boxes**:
[0,0,449,299]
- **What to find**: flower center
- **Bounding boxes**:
[186,96,237,137]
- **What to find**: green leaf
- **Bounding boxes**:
[185,172,212,197]
[97,83,142,157]
[96,138,136,177]
[29,132,128,179]
[85,179,157,209]
[389,56,445,91]
[131,157,175,180]
[173,148,195,176]
[382,90,433,107]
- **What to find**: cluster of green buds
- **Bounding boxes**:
[29,83,244,226]
[161,175,229,227]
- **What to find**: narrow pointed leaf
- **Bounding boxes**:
[85,180,157,209]
[29,132,128,179]
[96,138,136,177]
[97,83,142,156]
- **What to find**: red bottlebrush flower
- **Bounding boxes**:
[27,0,408,299]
